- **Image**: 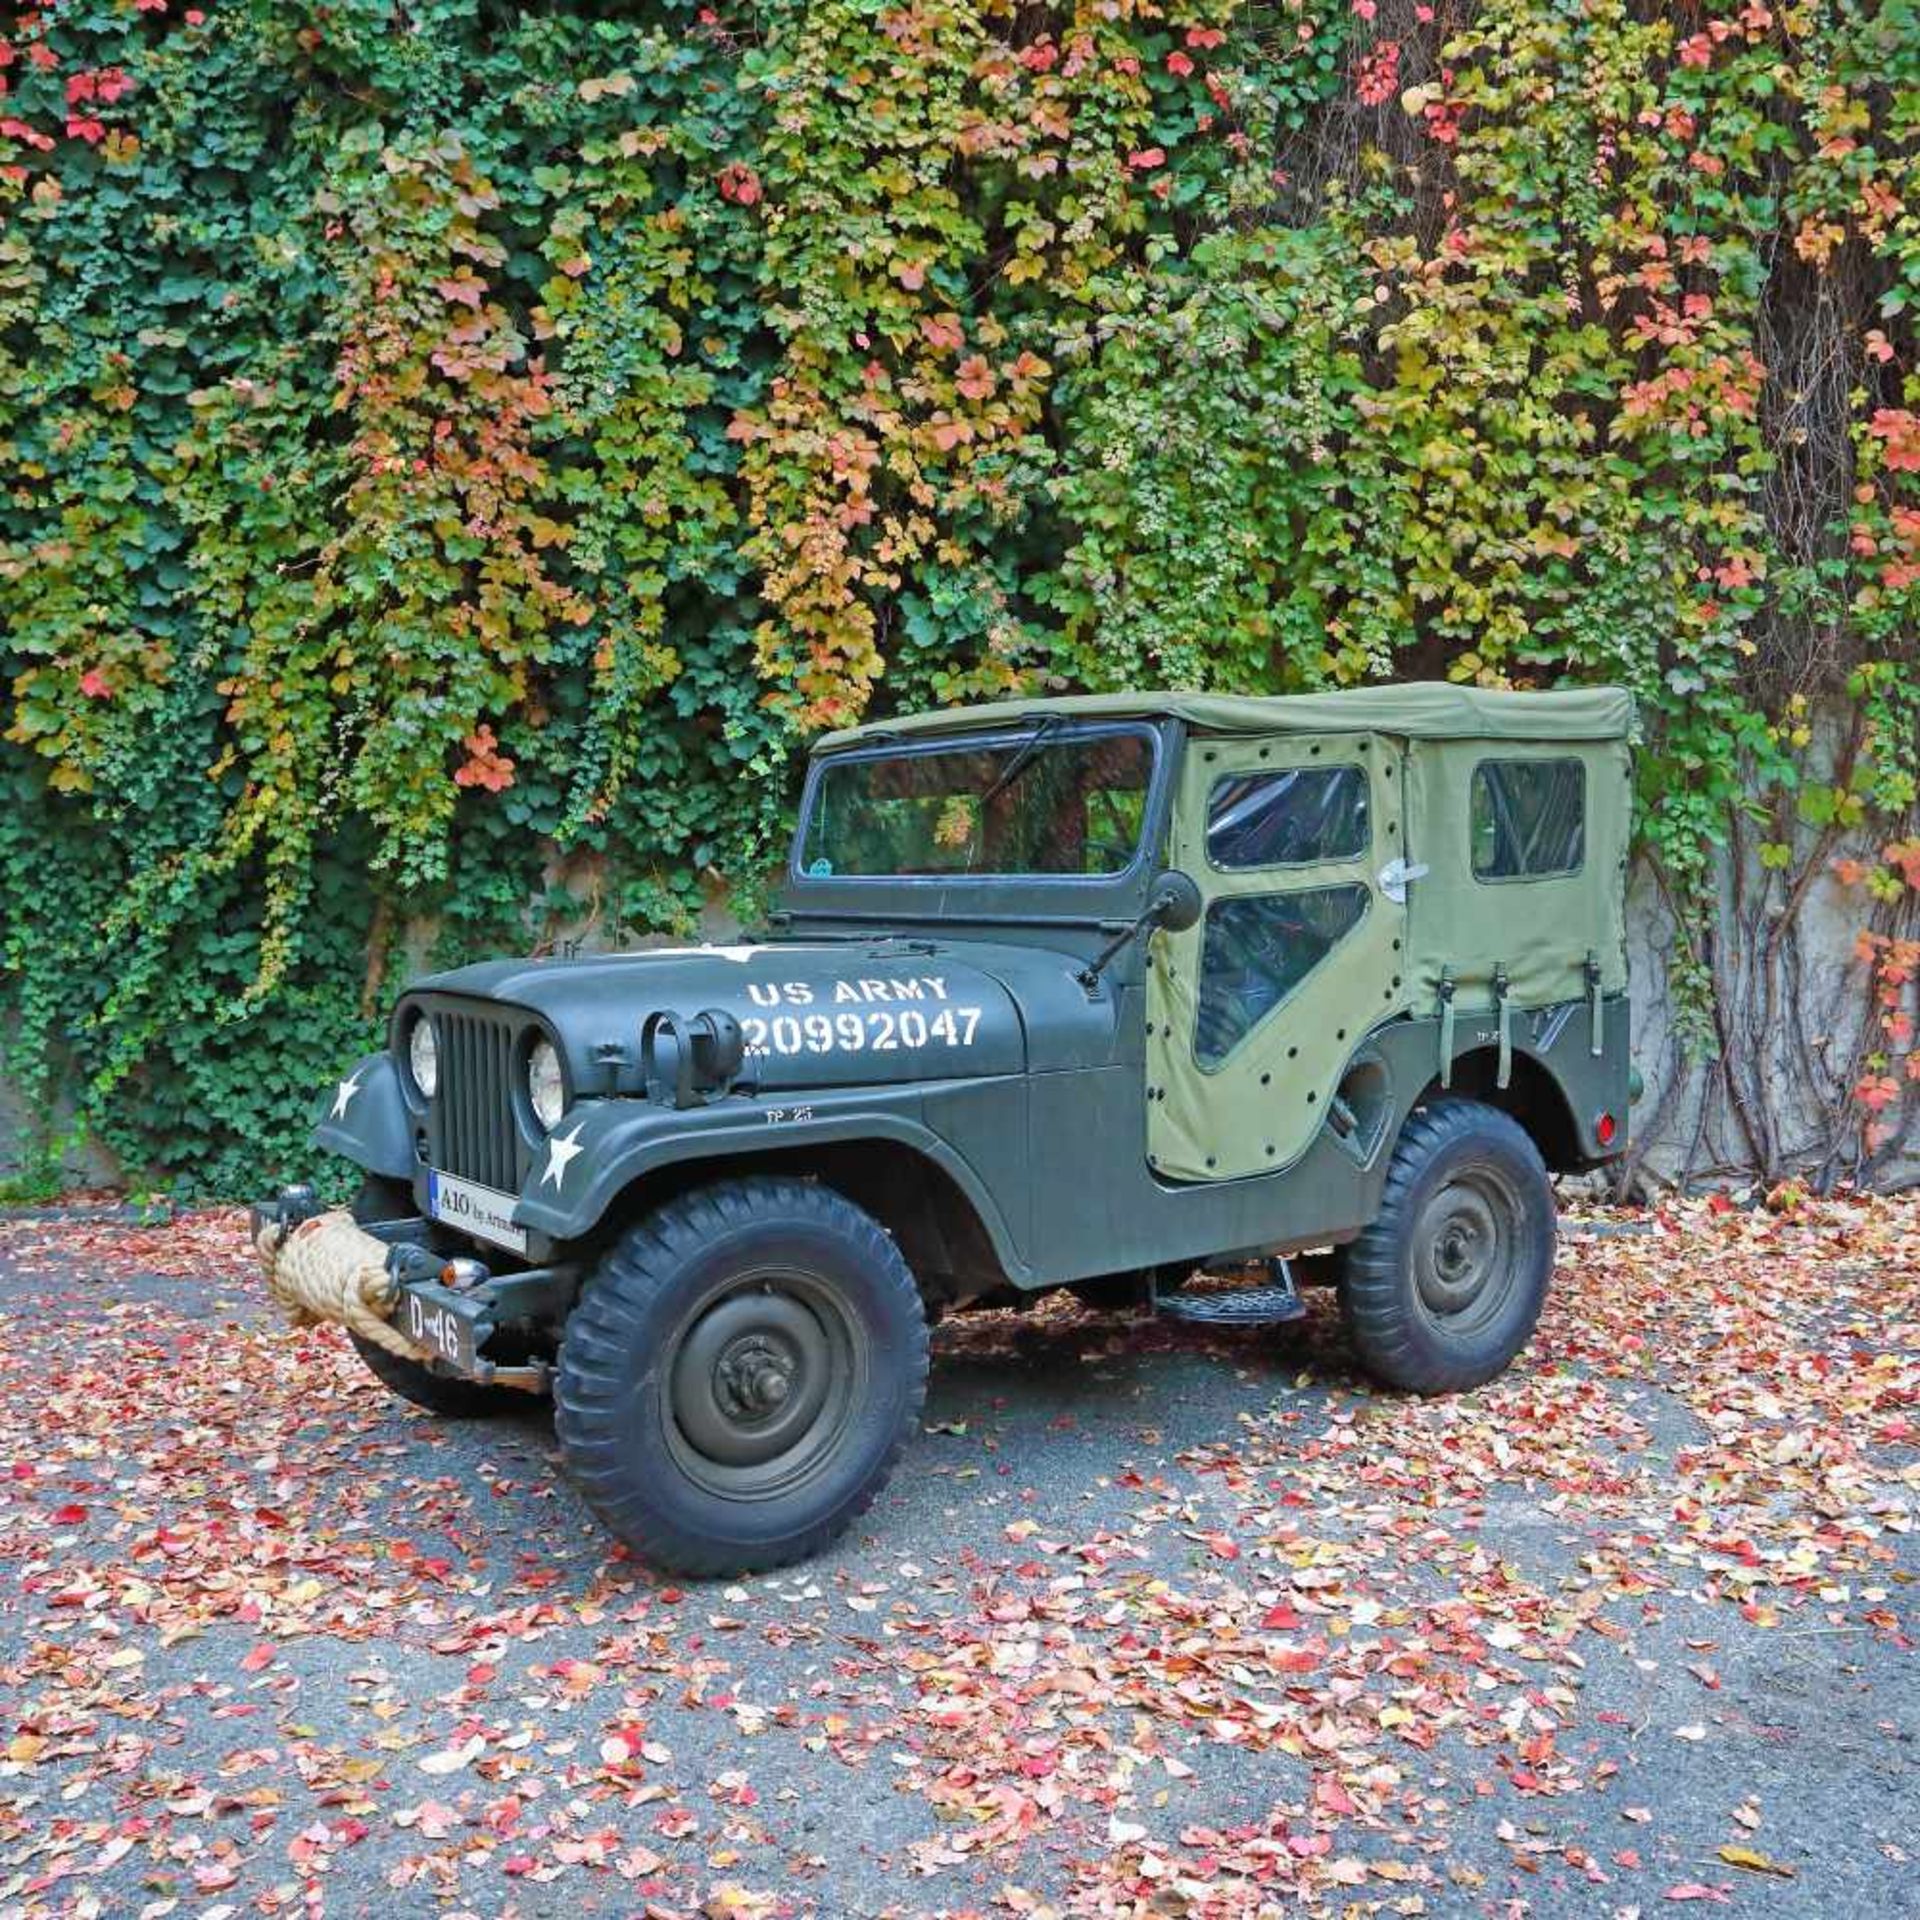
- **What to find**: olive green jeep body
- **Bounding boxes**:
[262,684,1635,1572]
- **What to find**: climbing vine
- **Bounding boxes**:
[1,0,1914,1192]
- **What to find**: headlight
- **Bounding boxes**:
[408,1016,439,1099]
[527,1038,566,1131]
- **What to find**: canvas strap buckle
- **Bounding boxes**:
[1437,968,1456,1089]
[1585,950,1604,1058]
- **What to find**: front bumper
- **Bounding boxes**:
[252,1186,569,1394]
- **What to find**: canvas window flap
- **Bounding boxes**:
[1403,738,1631,1008]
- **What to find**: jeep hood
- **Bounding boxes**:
[410,937,1117,1092]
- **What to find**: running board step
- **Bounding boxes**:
[1157,1260,1305,1326]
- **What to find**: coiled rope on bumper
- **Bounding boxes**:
[254,1209,427,1361]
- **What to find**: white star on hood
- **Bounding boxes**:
[330,1071,363,1121]
[542,1122,587,1190]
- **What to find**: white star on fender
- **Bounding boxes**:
[330,1071,363,1120]
[542,1123,586,1189]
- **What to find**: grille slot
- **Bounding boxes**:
[432,1009,520,1191]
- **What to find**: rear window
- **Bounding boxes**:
[1205,765,1369,870]
[1471,758,1585,879]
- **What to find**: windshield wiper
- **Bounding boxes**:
[974,716,1063,812]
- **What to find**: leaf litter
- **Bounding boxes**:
[0,1192,1912,1915]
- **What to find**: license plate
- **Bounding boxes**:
[400,1287,479,1373]
[426,1171,528,1254]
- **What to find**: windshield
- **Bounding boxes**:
[797,728,1156,879]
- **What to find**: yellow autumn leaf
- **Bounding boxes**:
[1719,1845,1795,1878]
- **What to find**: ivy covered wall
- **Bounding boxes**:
[1,0,1915,1196]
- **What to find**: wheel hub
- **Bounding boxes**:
[1414,1179,1509,1317]
[715,1337,794,1417]
[669,1285,838,1472]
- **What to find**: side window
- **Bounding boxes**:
[1206,765,1369,870]
[1471,759,1585,879]
[1194,884,1370,1067]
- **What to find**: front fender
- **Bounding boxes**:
[514,1080,1027,1278]
[310,1051,415,1181]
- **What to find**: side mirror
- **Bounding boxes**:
[1077,869,1205,994]
[1148,869,1203,934]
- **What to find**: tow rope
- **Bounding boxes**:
[253,1209,427,1361]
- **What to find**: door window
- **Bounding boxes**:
[1206,764,1369,870]
[1194,883,1371,1067]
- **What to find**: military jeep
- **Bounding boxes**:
[260,684,1635,1574]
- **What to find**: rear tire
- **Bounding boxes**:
[345,1176,525,1419]
[1339,1100,1555,1394]
[555,1177,929,1577]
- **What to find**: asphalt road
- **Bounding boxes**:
[0,1199,1914,1918]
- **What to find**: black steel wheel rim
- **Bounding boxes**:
[663,1268,864,1500]
[1411,1168,1523,1334]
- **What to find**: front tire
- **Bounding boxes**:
[555,1178,930,1576]
[1340,1100,1555,1394]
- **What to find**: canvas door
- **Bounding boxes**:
[1146,732,1410,1181]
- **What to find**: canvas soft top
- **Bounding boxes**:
[816,684,1635,752]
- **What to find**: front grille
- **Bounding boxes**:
[431,1008,522,1191]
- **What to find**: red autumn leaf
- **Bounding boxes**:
[454,724,515,793]
[1356,41,1401,107]
[1869,408,1920,471]
[954,355,996,401]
